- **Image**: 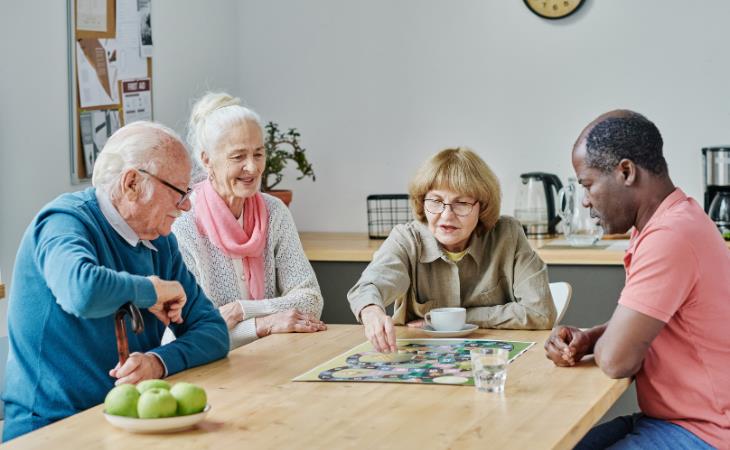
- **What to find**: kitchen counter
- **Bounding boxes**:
[300,232,629,265]
[300,232,730,265]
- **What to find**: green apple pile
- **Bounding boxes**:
[104,380,207,419]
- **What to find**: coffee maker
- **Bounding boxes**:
[702,147,730,211]
[514,172,563,237]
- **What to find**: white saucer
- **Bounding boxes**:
[104,404,211,433]
[420,324,479,338]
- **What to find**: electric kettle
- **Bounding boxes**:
[514,172,563,237]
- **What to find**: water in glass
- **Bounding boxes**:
[470,348,509,393]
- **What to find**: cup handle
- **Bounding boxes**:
[424,312,432,328]
[557,187,567,220]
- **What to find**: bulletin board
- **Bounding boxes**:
[67,0,155,183]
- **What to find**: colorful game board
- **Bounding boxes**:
[293,338,534,386]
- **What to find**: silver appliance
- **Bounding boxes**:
[702,147,730,239]
[514,172,563,237]
[703,147,730,210]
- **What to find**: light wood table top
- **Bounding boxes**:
[300,232,730,266]
[6,325,630,450]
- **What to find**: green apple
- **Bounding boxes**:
[104,384,140,418]
[137,388,178,418]
[136,379,171,394]
[170,382,207,416]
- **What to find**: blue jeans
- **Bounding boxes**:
[575,414,715,449]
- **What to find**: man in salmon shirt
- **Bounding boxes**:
[544,109,730,449]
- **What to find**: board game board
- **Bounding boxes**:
[293,338,534,386]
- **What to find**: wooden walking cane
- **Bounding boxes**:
[114,303,144,366]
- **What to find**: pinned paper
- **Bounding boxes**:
[120,78,152,124]
[79,109,120,175]
[77,39,119,107]
[76,0,108,32]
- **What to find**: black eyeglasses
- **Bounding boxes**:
[424,198,478,217]
[138,169,192,207]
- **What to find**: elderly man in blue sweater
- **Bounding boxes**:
[2,122,229,441]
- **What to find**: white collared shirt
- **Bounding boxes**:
[95,189,158,251]
[95,188,168,376]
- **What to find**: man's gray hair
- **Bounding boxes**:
[92,121,187,200]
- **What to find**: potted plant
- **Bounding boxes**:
[261,122,316,206]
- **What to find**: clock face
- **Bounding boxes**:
[524,0,584,20]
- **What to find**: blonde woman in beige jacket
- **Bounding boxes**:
[348,147,557,352]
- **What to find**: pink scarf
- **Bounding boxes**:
[193,179,269,299]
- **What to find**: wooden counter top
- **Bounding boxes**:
[299,232,385,262]
[300,232,629,265]
[6,325,630,450]
[300,232,730,266]
[528,239,628,266]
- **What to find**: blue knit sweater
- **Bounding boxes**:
[2,188,229,441]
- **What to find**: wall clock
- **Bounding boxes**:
[524,0,585,20]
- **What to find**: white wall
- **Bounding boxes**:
[0,2,73,336]
[153,0,241,135]
[236,0,730,232]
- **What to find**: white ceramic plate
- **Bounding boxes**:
[420,323,479,338]
[104,404,211,433]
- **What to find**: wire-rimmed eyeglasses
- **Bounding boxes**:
[138,169,192,207]
[424,198,478,217]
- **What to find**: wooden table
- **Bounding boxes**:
[0,283,5,299]
[5,325,630,449]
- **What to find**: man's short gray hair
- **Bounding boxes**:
[92,121,187,200]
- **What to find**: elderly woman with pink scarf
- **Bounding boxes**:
[171,92,325,349]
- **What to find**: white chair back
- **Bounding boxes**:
[549,282,573,325]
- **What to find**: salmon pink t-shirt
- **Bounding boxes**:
[618,188,730,449]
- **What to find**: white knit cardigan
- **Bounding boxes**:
[171,192,323,349]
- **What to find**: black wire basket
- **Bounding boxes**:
[367,194,413,239]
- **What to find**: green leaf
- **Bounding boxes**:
[262,121,316,191]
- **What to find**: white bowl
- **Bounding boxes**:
[104,404,211,433]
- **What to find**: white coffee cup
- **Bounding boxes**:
[424,307,466,331]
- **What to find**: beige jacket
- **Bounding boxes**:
[347,216,556,329]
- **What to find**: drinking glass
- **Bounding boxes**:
[558,178,603,246]
[470,348,509,393]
